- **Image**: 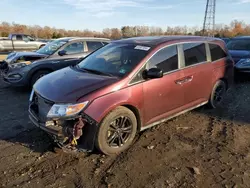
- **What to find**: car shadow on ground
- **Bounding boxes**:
[0,82,56,155]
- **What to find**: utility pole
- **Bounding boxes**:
[202,0,216,37]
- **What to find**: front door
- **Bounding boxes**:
[180,42,212,106]
[55,41,85,69]
[143,44,185,126]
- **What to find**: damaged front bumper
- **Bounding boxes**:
[29,109,63,136]
[28,105,98,153]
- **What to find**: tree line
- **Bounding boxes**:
[0,20,249,39]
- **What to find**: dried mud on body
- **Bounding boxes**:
[1,79,250,188]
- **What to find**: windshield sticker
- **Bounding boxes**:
[134,45,151,51]
[119,69,126,74]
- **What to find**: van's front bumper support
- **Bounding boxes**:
[29,109,98,152]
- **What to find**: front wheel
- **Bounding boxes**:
[209,80,226,109]
[95,106,137,155]
[30,70,50,87]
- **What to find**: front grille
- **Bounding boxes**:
[30,92,54,122]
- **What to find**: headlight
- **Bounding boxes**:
[47,101,89,118]
[240,58,250,65]
[11,61,31,68]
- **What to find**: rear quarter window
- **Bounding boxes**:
[87,41,104,52]
[209,43,227,61]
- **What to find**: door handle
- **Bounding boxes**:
[175,76,193,85]
[185,76,193,82]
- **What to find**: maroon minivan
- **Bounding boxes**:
[29,36,234,155]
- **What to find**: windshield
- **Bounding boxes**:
[36,39,68,55]
[77,43,151,77]
[227,39,250,51]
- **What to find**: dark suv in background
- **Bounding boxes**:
[4,37,110,64]
[227,36,250,77]
[29,36,234,155]
[2,37,110,87]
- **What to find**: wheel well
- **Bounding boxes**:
[220,78,228,89]
[122,105,142,131]
[29,68,53,84]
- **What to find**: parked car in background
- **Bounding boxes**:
[4,37,110,64]
[227,36,250,78]
[221,37,230,44]
[0,34,47,52]
[2,37,110,87]
[227,36,250,63]
[29,36,234,155]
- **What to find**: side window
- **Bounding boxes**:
[63,42,84,54]
[130,64,147,84]
[15,35,23,41]
[87,41,104,52]
[148,45,178,74]
[209,43,227,61]
[22,35,30,41]
[183,43,207,66]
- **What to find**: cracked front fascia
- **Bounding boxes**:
[49,113,99,152]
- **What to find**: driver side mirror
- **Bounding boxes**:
[58,50,66,56]
[143,67,163,79]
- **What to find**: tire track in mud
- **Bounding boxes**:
[92,133,145,187]
[1,152,80,187]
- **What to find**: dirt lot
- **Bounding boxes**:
[0,55,7,61]
[1,78,250,188]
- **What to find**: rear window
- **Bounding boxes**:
[183,43,207,66]
[87,41,104,52]
[209,43,227,61]
[227,39,250,51]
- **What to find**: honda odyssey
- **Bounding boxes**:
[29,36,234,155]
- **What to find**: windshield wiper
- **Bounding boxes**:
[80,67,114,77]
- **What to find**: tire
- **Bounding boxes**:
[30,70,50,87]
[209,80,226,109]
[95,106,137,155]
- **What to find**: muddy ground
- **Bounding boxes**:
[1,78,250,188]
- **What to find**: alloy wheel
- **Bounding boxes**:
[213,85,225,104]
[106,116,133,148]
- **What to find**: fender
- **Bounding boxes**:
[84,84,144,125]
[27,63,56,80]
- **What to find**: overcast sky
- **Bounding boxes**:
[0,0,250,31]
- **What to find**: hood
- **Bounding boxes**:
[6,51,48,63]
[34,66,119,103]
[229,50,250,63]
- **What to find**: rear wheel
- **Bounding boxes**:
[209,80,226,109]
[30,70,50,87]
[95,106,137,155]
